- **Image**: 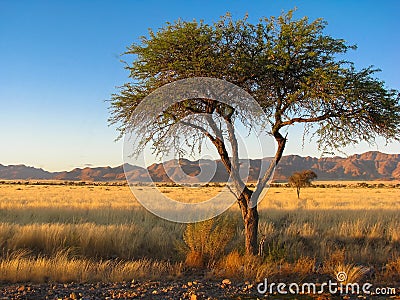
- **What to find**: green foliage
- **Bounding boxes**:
[289,170,318,187]
[264,240,288,262]
[110,9,400,154]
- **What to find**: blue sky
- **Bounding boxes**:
[1,0,399,171]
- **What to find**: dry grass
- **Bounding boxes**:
[0,222,180,260]
[0,249,183,283]
[0,182,399,283]
[181,216,237,267]
[260,185,400,210]
[381,257,400,282]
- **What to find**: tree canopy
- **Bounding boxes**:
[289,170,318,199]
[110,11,399,150]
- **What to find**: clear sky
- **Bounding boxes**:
[1,0,399,172]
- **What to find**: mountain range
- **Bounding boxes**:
[1,151,399,182]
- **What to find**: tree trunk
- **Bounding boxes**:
[244,205,259,255]
[297,187,300,199]
[238,188,259,255]
[237,130,287,256]
[243,129,286,255]
[210,123,260,255]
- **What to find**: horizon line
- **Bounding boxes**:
[1,150,397,173]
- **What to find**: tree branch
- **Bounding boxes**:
[178,119,216,142]
[280,113,332,126]
[252,130,287,205]
[224,116,251,199]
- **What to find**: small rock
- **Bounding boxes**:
[222,279,231,285]
[243,283,254,292]
[190,294,198,300]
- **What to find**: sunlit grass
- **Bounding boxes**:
[0,182,399,283]
[0,249,183,283]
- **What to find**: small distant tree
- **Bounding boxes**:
[289,170,318,199]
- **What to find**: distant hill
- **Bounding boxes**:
[273,151,400,181]
[1,151,399,182]
[0,164,55,180]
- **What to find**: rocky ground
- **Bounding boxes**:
[1,279,399,300]
[0,279,254,300]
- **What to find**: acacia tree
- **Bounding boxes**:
[289,170,317,199]
[109,11,400,255]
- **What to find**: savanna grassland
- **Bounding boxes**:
[0,181,399,288]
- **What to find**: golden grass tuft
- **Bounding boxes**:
[216,252,276,281]
[380,257,400,283]
[321,249,346,274]
[185,250,204,268]
[0,249,183,283]
[182,217,236,267]
[292,256,316,275]
[217,250,243,278]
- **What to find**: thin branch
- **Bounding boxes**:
[252,131,287,205]
[204,114,224,140]
[226,184,239,198]
[279,113,332,126]
[224,116,247,194]
[179,120,216,142]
